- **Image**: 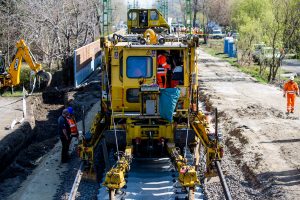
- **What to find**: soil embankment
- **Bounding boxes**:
[0,94,63,198]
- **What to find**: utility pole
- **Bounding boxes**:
[128,0,131,10]
[132,0,138,8]
[157,0,168,20]
[101,0,112,37]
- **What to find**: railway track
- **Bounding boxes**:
[69,155,205,200]
[99,157,204,200]
[68,111,232,200]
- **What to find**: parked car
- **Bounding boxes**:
[171,23,186,32]
[258,47,280,65]
[116,24,127,31]
[232,32,239,39]
[252,43,266,63]
[209,30,225,39]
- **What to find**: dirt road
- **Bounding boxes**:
[0,97,23,139]
[198,49,300,200]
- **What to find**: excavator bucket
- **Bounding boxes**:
[36,71,52,87]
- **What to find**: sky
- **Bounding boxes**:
[139,0,155,7]
[128,0,155,8]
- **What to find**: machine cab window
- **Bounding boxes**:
[126,56,153,78]
[128,11,137,20]
[150,11,158,20]
[139,10,148,27]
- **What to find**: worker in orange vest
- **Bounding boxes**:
[157,53,171,88]
[283,76,299,114]
[66,107,79,138]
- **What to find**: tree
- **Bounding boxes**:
[0,0,102,74]
[232,0,299,82]
[282,0,300,56]
[207,0,232,27]
[192,0,201,27]
[262,0,300,81]
[0,0,20,64]
[232,0,269,66]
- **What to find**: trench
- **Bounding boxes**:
[0,94,64,198]
[0,81,100,199]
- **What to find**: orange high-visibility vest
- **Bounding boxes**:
[157,54,170,70]
[284,81,299,94]
[66,117,78,135]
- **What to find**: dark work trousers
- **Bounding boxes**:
[60,136,70,163]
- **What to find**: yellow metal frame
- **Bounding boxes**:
[103,146,132,190]
[125,118,174,145]
[167,143,199,188]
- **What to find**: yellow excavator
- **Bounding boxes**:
[0,39,51,91]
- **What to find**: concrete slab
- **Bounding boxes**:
[0,97,24,140]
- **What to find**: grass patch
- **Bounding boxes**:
[1,90,24,97]
[201,43,269,84]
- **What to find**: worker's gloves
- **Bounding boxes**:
[283,94,286,98]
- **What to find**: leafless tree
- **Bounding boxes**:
[0,0,102,72]
[0,0,20,64]
[207,0,232,27]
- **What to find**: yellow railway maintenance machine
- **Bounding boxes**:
[127,9,170,33]
[78,30,224,200]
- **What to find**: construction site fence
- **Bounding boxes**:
[73,40,101,87]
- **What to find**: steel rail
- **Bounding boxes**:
[68,162,84,200]
[215,160,232,200]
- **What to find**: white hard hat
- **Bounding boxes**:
[290,76,294,81]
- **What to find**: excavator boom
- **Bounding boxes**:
[0,39,51,90]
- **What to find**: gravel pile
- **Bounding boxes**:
[204,142,258,200]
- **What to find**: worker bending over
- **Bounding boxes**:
[283,76,299,114]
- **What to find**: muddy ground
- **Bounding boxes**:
[198,49,300,200]
[0,69,101,199]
